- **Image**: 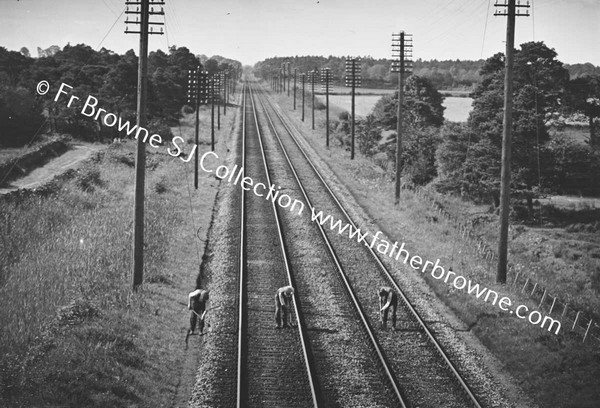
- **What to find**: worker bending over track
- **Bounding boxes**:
[275,286,295,329]
[187,289,209,339]
[379,286,397,330]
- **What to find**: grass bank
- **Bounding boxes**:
[0,101,238,407]
[268,84,600,408]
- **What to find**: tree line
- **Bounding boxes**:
[259,42,599,213]
[0,44,242,147]
[254,54,599,91]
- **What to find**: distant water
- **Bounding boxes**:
[316,94,474,122]
[442,97,473,122]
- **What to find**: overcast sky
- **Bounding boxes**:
[1,0,599,66]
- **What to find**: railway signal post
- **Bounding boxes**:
[345,57,362,160]
[391,31,413,204]
[125,0,164,290]
[494,0,530,284]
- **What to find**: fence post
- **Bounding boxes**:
[549,296,556,314]
[512,271,521,286]
[521,277,530,294]
[561,303,569,321]
[538,289,547,309]
[531,282,538,296]
[583,319,593,343]
[572,311,580,331]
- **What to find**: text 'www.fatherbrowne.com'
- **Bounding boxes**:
[309,208,562,335]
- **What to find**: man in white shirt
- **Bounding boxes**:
[274,286,295,329]
[188,288,209,336]
[379,286,397,330]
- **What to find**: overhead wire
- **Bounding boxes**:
[161,0,204,267]
[420,0,489,49]
[480,0,492,59]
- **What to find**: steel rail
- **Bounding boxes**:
[258,84,483,408]
[235,83,247,408]
[236,83,320,408]
[248,84,321,407]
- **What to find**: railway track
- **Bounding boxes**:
[250,82,484,408]
[236,84,319,408]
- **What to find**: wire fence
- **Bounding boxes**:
[409,185,600,345]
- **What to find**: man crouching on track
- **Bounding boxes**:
[186,288,209,343]
[379,286,397,330]
[275,285,295,329]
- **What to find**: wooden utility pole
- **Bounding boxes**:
[391,32,413,205]
[293,68,297,110]
[210,76,215,150]
[223,71,228,116]
[309,70,316,130]
[494,0,530,283]
[287,63,291,97]
[321,68,332,148]
[187,67,200,189]
[301,72,306,121]
[125,0,164,290]
[217,73,221,130]
[345,57,361,160]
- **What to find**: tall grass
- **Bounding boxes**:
[0,146,177,356]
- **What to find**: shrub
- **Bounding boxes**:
[76,168,103,192]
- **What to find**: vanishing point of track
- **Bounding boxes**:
[232,82,484,407]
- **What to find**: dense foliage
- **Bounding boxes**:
[0,44,241,147]
[433,42,600,205]
[254,56,485,90]
[256,43,600,208]
[254,55,600,92]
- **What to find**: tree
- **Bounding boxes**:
[434,122,475,193]
[567,74,600,147]
[465,41,570,210]
[0,85,45,147]
[372,75,445,129]
[356,114,381,156]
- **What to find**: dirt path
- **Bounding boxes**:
[0,143,103,194]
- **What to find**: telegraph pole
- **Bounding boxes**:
[187,66,200,189]
[287,62,291,97]
[301,72,306,121]
[217,73,221,130]
[391,31,413,204]
[308,70,316,129]
[345,57,361,160]
[125,0,164,290]
[223,71,228,116]
[210,75,215,150]
[293,68,297,110]
[321,68,332,147]
[494,0,530,284]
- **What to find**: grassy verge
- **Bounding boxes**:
[268,85,600,408]
[0,102,237,407]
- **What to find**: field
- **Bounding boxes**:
[0,104,238,407]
